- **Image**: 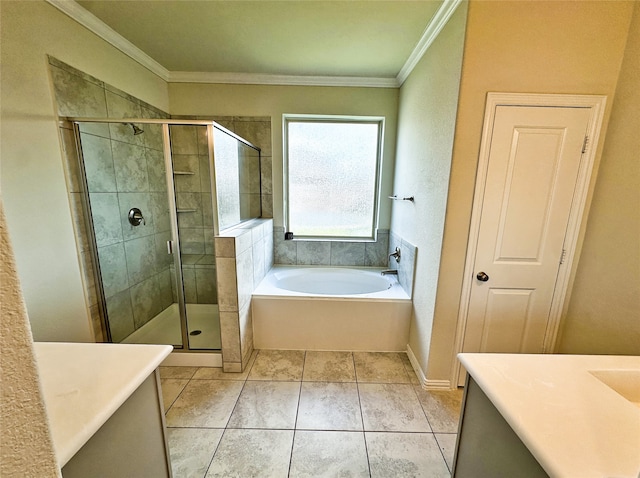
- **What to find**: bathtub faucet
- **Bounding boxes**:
[381,270,398,276]
[389,247,401,263]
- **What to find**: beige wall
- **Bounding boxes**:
[0,1,169,341]
[390,4,468,378]
[558,3,640,355]
[169,83,399,229]
[427,0,635,382]
[1,204,60,476]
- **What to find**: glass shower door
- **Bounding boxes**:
[74,121,182,347]
[168,124,221,350]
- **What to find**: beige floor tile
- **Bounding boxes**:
[160,366,198,379]
[289,431,369,477]
[367,432,450,477]
[359,383,431,432]
[166,380,244,428]
[227,381,300,429]
[206,429,294,478]
[434,433,458,473]
[168,428,223,478]
[297,382,363,431]
[248,349,305,381]
[302,351,355,382]
[354,352,411,383]
[161,378,189,411]
[414,387,464,433]
[193,350,257,380]
[400,353,421,385]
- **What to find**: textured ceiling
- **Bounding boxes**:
[76,0,444,78]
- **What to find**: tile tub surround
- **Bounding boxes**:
[51,57,171,342]
[273,226,390,268]
[215,219,274,372]
[160,350,462,477]
[388,231,417,298]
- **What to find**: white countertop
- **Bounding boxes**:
[34,342,172,467]
[458,354,640,478]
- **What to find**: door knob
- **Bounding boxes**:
[476,271,489,282]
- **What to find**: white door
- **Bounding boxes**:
[460,105,591,373]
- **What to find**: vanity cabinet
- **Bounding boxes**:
[34,342,173,477]
[454,353,640,478]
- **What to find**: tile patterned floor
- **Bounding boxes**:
[160,350,463,478]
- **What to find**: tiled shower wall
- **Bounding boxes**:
[174,115,273,220]
[216,219,274,372]
[169,125,217,305]
[50,57,173,342]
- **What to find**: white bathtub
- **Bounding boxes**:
[251,266,412,351]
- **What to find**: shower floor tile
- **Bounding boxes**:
[163,350,463,477]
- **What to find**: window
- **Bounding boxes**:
[284,115,384,240]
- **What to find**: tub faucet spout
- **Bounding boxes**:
[381,269,398,276]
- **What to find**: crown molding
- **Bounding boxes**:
[168,71,399,88]
[396,0,464,86]
[46,0,170,81]
[47,0,458,89]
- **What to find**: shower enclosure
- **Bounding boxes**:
[70,118,261,351]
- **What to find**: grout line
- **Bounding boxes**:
[412,383,435,433]
[202,354,254,478]
[353,352,373,477]
[287,350,306,477]
[432,432,454,475]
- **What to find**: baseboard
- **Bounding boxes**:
[162,352,222,367]
[424,379,453,390]
[406,344,427,386]
[406,344,454,390]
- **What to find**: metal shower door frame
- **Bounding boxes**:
[69,117,259,350]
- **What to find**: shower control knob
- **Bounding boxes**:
[476,271,489,282]
[128,208,145,226]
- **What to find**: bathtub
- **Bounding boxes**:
[251,266,412,351]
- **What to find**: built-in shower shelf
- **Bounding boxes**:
[176,208,197,213]
[173,171,195,175]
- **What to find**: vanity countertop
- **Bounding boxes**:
[34,342,172,467]
[458,354,640,478]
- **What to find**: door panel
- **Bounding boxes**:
[480,289,534,353]
[462,106,591,362]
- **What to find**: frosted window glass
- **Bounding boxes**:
[287,120,380,238]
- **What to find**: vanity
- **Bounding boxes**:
[34,342,173,477]
[454,353,640,478]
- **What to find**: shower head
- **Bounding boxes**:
[122,122,144,135]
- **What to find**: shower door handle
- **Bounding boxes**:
[167,240,174,255]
